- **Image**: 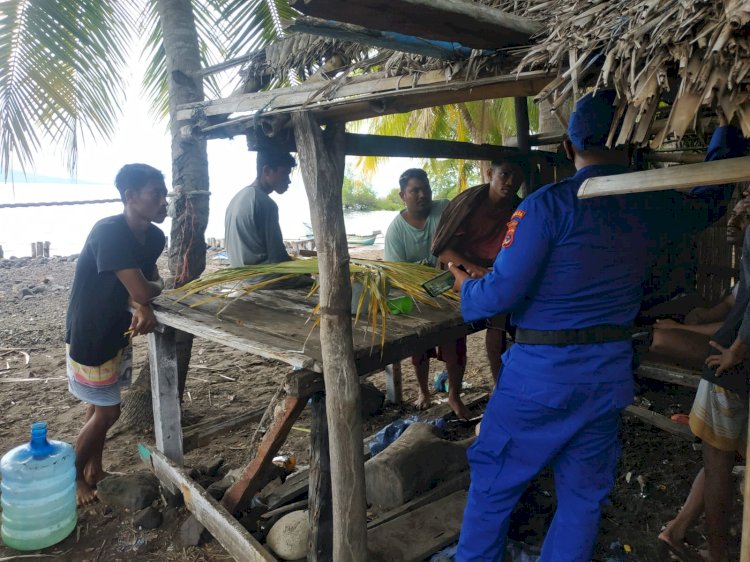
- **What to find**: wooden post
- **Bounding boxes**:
[43,241,50,257]
[741,394,750,561]
[30,243,37,258]
[292,111,368,561]
[514,96,531,197]
[147,327,184,464]
[308,392,332,561]
[35,241,44,258]
[384,363,403,405]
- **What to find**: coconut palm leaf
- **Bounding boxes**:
[0,0,134,177]
[172,258,457,348]
[222,0,297,56]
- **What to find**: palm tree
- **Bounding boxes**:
[0,0,291,426]
[356,98,539,194]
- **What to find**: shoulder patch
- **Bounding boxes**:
[511,210,526,220]
[502,209,526,249]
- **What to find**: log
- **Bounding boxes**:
[138,444,276,562]
[293,112,368,560]
[636,362,701,389]
[365,423,472,511]
[577,156,750,199]
[289,0,541,49]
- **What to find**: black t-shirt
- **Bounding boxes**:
[65,215,165,366]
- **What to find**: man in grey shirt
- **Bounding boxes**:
[225,150,296,267]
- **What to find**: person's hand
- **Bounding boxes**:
[129,303,158,337]
[684,308,709,325]
[654,318,683,330]
[447,262,471,292]
[705,340,742,376]
[464,262,490,278]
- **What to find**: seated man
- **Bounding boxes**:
[432,158,523,382]
[384,168,471,418]
[650,196,750,371]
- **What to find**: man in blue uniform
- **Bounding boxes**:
[449,91,745,561]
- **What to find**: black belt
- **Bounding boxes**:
[514,325,633,346]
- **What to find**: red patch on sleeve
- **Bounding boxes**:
[502,211,525,248]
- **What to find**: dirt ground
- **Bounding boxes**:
[0,251,744,561]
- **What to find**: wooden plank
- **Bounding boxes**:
[308,392,332,561]
[505,132,565,148]
[578,156,750,199]
[147,328,184,464]
[183,407,266,453]
[367,490,467,562]
[153,304,323,372]
[290,0,541,49]
[636,362,701,389]
[367,471,470,530]
[138,444,276,562]
[222,390,308,514]
[623,405,694,440]
[175,69,552,122]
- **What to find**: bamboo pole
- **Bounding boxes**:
[292,112,368,561]
[577,156,750,199]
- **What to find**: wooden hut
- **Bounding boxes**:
[142,1,750,560]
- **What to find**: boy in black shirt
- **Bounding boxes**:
[65,163,168,505]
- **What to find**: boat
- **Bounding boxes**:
[347,230,381,246]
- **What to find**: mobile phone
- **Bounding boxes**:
[422,269,456,297]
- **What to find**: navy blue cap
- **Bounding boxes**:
[567,90,619,151]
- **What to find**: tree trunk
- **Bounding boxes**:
[292,112,368,561]
[120,0,208,430]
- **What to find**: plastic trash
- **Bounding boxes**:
[433,370,449,392]
[368,417,445,456]
[387,296,414,315]
[1,422,77,550]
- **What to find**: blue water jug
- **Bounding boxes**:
[1,422,77,550]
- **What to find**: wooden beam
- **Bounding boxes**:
[308,392,333,561]
[286,17,476,59]
[636,362,701,389]
[138,444,276,562]
[289,0,542,50]
[182,407,266,453]
[148,328,183,464]
[623,405,694,440]
[242,131,561,163]
[578,156,750,199]
[505,132,565,148]
[175,69,553,123]
[292,113,368,561]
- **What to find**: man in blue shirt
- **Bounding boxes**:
[449,91,745,561]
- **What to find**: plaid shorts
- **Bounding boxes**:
[66,345,133,407]
[690,378,747,452]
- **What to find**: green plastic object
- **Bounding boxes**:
[387,296,414,315]
[1,422,77,550]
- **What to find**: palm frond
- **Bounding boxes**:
[0,0,134,178]
[223,0,295,56]
[172,258,457,348]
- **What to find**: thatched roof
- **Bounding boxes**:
[494,0,750,144]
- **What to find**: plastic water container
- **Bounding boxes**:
[1,422,77,550]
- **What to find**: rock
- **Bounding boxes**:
[97,472,160,511]
[133,506,163,530]
[17,287,32,298]
[360,383,385,418]
[31,285,47,294]
[266,510,309,560]
[178,514,208,547]
[199,456,224,477]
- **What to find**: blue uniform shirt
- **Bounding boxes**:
[461,126,745,386]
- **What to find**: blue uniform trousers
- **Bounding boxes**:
[456,371,630,562]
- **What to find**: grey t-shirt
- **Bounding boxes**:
[225,181,290,267]
[384,199,449,265]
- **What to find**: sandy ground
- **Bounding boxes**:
[0,249,744,561]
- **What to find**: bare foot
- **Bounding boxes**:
[76,479,97,507]
[414,393,431,410]
[448,394,472,420]
[658,524,695,561]
[84,468,113,488]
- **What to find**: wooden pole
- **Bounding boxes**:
[292,111,368,561]
[514,96,532,196]
[308,392,333,561]
[741,394,750,561]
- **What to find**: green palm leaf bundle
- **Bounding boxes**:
[172,258,457,347]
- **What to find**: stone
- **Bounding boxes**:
[266,510,309,560]
[360,383,385,418]
[97,472,160,511]
[31,285,47,294]
[133,506,163,530]
[178,514,208,547]
[200,456,224,477]
[17,287,32,298]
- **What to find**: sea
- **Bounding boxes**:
[0,181,398,258]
